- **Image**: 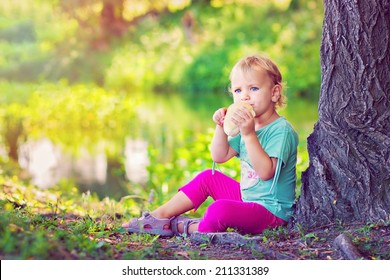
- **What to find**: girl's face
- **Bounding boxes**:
[230,68,281,118]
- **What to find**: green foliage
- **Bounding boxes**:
[0,1,323,101]
[0,0,80,81]
[0,81,139,157]
[352,221,390,259]
[104,1,323,100]
[262,226,290,242]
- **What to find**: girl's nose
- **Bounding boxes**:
[240,90,250,101]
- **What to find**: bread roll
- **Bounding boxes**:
[223,102,255,136]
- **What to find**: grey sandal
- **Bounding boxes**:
[170,216,201,236]
[123,212,173,237]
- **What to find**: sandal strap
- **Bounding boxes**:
[170,216,181,235]
[182,219,200,235]
[125,211,174,237]
[170,215,201,236]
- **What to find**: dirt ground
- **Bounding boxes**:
[118,222,390,260]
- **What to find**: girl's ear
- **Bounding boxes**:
[271,84,282,103]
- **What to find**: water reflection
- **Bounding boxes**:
[125,138,149,184]
[17,137,152,193]
[18,138,108,189]
[19,138,69,189]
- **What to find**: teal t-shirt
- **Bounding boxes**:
[228,117,298,221]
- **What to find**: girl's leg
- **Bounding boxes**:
[151,191,194,219]
[123,169,240,231]
[121,191,194,229]
[179,169,242,210]
[152,169,241,219]
[198,200,287,235]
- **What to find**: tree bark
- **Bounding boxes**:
[294,0,390,228]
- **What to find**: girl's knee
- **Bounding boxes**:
[197,169,215,179]
[199,200,233,232]
[204,200,232,220]
[193,169,219,186]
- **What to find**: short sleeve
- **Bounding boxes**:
[262,126,296,166]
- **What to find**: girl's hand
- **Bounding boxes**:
[212,108,227,127]
[231,106,255,136]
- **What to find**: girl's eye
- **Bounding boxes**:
[250,87,259,91]
[234,89,241,94]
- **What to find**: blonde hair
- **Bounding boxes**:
[229,54,286,109]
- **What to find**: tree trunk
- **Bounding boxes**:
[294,0,390,228]
[4,118,24,162]
[100,0,127,38]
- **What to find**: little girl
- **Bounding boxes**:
[122,54,298,237]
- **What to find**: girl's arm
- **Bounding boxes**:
[210,125,237,163]
[210,108,238,163]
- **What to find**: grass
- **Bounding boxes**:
[1,178,119,259]
[0,175,208,260]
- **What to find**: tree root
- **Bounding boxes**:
[333,233,364,260]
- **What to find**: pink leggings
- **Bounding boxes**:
[179,169,286,235]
